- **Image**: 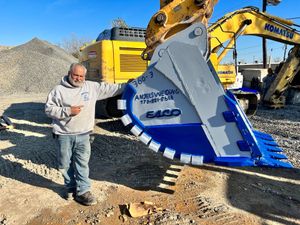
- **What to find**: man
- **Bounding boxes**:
[45,63,125,206]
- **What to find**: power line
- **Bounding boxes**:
[237,46,284,56]
[237,44,261,51]
[286,17,300,20]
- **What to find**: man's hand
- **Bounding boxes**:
[70,105,83,116]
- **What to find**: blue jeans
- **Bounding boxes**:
[56,134,91,195]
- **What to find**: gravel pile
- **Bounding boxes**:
[0,38,77,95]
[0,46,12,52]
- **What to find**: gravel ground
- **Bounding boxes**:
[0,94,299,225]
[250,105,300,167]
[1,38,298,224]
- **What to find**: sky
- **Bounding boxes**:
[0,0,299,63]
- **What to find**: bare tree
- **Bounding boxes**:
[59,33,91,58]
[111,18,129,28]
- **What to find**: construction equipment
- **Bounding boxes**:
[263,46,300,107]
[79,27,147,84]
[208,6,300,109]
[209,7,300,66]
[117,0,292,168]
[79,27,148,117]
[80,6,300,116]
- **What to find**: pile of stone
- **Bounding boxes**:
[0,38,77,95]
[0,46,12,52]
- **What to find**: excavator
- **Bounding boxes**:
[116,0,293,168]
[79,6,300,116]
[79,0,295,167]
[208,6,300,109]
[263,46,300,107]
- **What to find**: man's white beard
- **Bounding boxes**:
[69,75,84,87]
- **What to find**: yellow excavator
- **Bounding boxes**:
[80,0,295,168]
[209,6,300,67]
[79,6,300,116]
[263,46,300,108]
[208,6,300,109]
[115,0,292,167]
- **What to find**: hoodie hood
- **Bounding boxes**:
[61,75,79,88]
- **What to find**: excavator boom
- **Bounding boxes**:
[208,6,300,108]
[263,46,300,107]
[209,6,300,56]
[143,0,218,59]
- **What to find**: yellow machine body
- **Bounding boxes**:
[80,39,147,84]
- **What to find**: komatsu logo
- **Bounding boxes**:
[264,23,294,39]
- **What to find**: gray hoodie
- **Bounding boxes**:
[45,76,125,135]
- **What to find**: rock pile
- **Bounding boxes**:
[0,46,12,52]
[0,38,77,95]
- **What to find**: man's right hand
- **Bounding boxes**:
[70,105,83,116]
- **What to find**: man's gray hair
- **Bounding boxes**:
[68,63,87,75]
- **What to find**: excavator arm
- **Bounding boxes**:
[208,7,300,108]
[143,0,218,59]
[263,46,300,107]
[209,6,300,63]
[117,1,293,168]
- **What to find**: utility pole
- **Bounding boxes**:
[283,44,288,61]
[262,0,282,68]
[262,0,268,68]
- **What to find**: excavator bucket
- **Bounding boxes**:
[117,23,292,168]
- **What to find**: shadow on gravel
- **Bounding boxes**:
[89,130,178,194]
[92,119,181,194]
[0,102,63,195]
[200,165,300,225]
[3,102,52,124]
[95,119,130,135]
[1,102,179,197]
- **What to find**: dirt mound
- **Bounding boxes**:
[0,38,77,95]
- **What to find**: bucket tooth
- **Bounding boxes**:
[266,152,288,159]
[163,148,176,160]
[180,153,192,164]
[139,132,152,145]
[253,130,274,141]
[121,114,132,126]
[130,125,143,136]
[149,140,161,152]
[262,140,279,147]
[117,99,127,110]
[191,155,204,165]
[266,146,283,152]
